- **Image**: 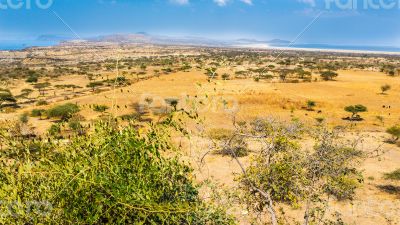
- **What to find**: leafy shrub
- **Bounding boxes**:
[19,113,29,124]
[215,136,249,157]
[0,122,233,224]
[120,113,141,121]
[0,88,16,108]
[31,109,46,117]
[68,120,82,132]
[48,123,61,137]
[386,125,400,143]
[46,103,80,121]
[234,119,364,224]
[306,100,316,111]
[36,100,48,106]
[381,84,391,94]
[26,74,38,83]
[218,144,249,157]
[221,73,230,80]
[384,169,400,180]
[67,114,86,134]
[92,104,109,112]
[208,128,233,141]
[320,70,338,81]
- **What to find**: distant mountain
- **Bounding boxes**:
[235,38,265,43]
[36,35,74,42]
[85,33,291,47]
[86,33,228,46]
[235,38,290,45]
[55,33,292,48]
[267,39,291,45]
[90,33,151,43]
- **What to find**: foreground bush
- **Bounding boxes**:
[0,122,233,224]
[226,119,364,225]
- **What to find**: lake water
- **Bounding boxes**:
[1,40,399,54]
[0,40,59,51]
[273,43,400,53]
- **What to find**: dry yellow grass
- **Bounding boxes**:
[2,68,400,224]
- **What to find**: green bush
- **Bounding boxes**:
[92,104,109,113]
[26,74,38,83]
[36,100,48,106]
[46,103,80,121]
[68,120,82,131]
[344,104,367,120]
[208,128,233,141]
[31,109,46,117]
[48,123,62,137]
[384,169,400,180]
[0,122,233,224]
[19,113,29,124]
[386,125,400,143]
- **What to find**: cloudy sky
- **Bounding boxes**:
[0,0,399,46]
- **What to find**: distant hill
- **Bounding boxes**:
[57,33,290,48]
[36,35,74,42]
[267,39,291,45]
[90,34,152,43]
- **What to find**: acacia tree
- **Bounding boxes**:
[0,88,16,108]
[306,100,316,111]
[34,82,51,96]
[165,98,179,111]
[320,70,338,81]
[279,69,290,82]
[205,68,218,80]
[19,89,34,100]
[66,84,82,94]
[344,104,367,120]
[217,118,365,225]
[87,81,103,92]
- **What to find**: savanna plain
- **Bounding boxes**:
[0,43,399,224]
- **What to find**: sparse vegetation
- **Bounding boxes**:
[1,44,400,224]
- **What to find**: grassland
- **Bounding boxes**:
[0,44,399,224]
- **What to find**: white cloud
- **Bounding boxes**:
[240,0,253,5]
[170,0,252,7]
[213,0,229,6]
[169,0,189,5]
[297,0,316,7]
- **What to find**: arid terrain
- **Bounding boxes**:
[1,43,399,224]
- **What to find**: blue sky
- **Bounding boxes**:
[0,0,399,46]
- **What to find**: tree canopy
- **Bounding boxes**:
[0,88,16,108]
